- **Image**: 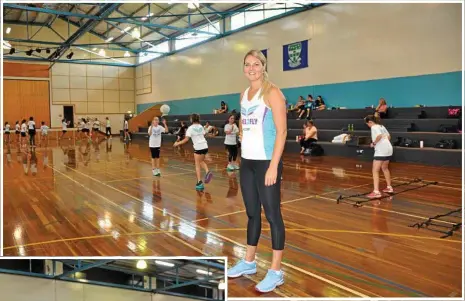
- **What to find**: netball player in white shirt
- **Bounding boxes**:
[148,117,168,176]
[39,121,49,147]
[4,122,11,144]
[173,113,213,190]
[28,116,36,147]
[15,121,20,143]
[20,119,27,148]
[364,115,394,198]
[227,50,287,293]
[224,115,240,171]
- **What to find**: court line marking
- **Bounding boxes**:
[10,149,455,297]
[193,181,378,223]
[5,227,461,251]
[103,171,196,183]
[26,155,287,297]
[31,156,365,298]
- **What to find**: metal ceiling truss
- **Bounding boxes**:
[3,3,324,67]
[0,259,223,300]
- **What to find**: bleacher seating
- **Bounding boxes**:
[132,106,462,167]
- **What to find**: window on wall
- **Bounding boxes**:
[175,21,220,51]
[231,3,298,31]
[138,41,169,64]
[264,3,287,18]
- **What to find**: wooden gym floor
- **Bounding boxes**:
[2,137,462,298]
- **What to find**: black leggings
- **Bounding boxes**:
[240,158,285,250]
[106,127,111,136]
[225,144,238,162]
[28,129,36,145]
[302,138,318,149]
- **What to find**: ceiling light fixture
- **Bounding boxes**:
[196,269,212,276]
[155,260,175,267]
[106,37,114,42]
[131,28,140,39]
[6,27,11,34]
[124,51,130,57]
[136,260,147,270]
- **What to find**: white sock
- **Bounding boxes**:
[244,260,255,264]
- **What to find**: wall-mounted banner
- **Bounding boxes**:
[283,40,308,71]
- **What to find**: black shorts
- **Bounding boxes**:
[82,128,89,133]
[124,129,129,132]
[62,130,67,133]
[15,131,20,134]
[150,147,160,159]
[5,132,10,135]
[21,132,26,137]
[194,148,208,155]
[374,156,392,161]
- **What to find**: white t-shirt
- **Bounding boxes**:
[224,123,239,145]
[21,123,27,133]
[124,120,128,130]
[15,124,20,132]
[371,124,393,157]
[5,124,11,133]
[93,121,100,129]
[149,125,165,148]
[41,125,49,135]
[28,120,35,130]
[62,122,68,130]
[186,124,208,151]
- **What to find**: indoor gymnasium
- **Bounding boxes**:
[0,258,226,300]
[2,2,463,298]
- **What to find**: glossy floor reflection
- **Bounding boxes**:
[3,138,462,297]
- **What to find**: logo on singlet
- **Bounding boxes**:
[241,105,260,126]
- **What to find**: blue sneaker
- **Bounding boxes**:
[255,269,284,293]
[227,260,257,278]
[195,182,204,190]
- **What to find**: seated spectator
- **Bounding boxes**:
[289,96,305,113]
[214,101,228,114]
[301,120,318,152]
[298,123,308,154]
[314,96,326,110]
[204,121,213,133]
[298,94,314,120]
[375,98,388,118]
[206,125,219,137]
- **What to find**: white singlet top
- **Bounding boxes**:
[240,87,276,160]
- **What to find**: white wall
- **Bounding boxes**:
[50,63,135,114]
[136,3,462,105]
[0,274,199,301]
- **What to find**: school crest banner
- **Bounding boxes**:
[283,40,308,71]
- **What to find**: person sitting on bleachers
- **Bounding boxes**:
[214,101,228,114]
[298,94,314,119]
[289,96,305,114]
[375,98,388,118]
[206,125,219,137]
[301,120,318,152]
[204,121,213,133]
[314,96,326,110]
